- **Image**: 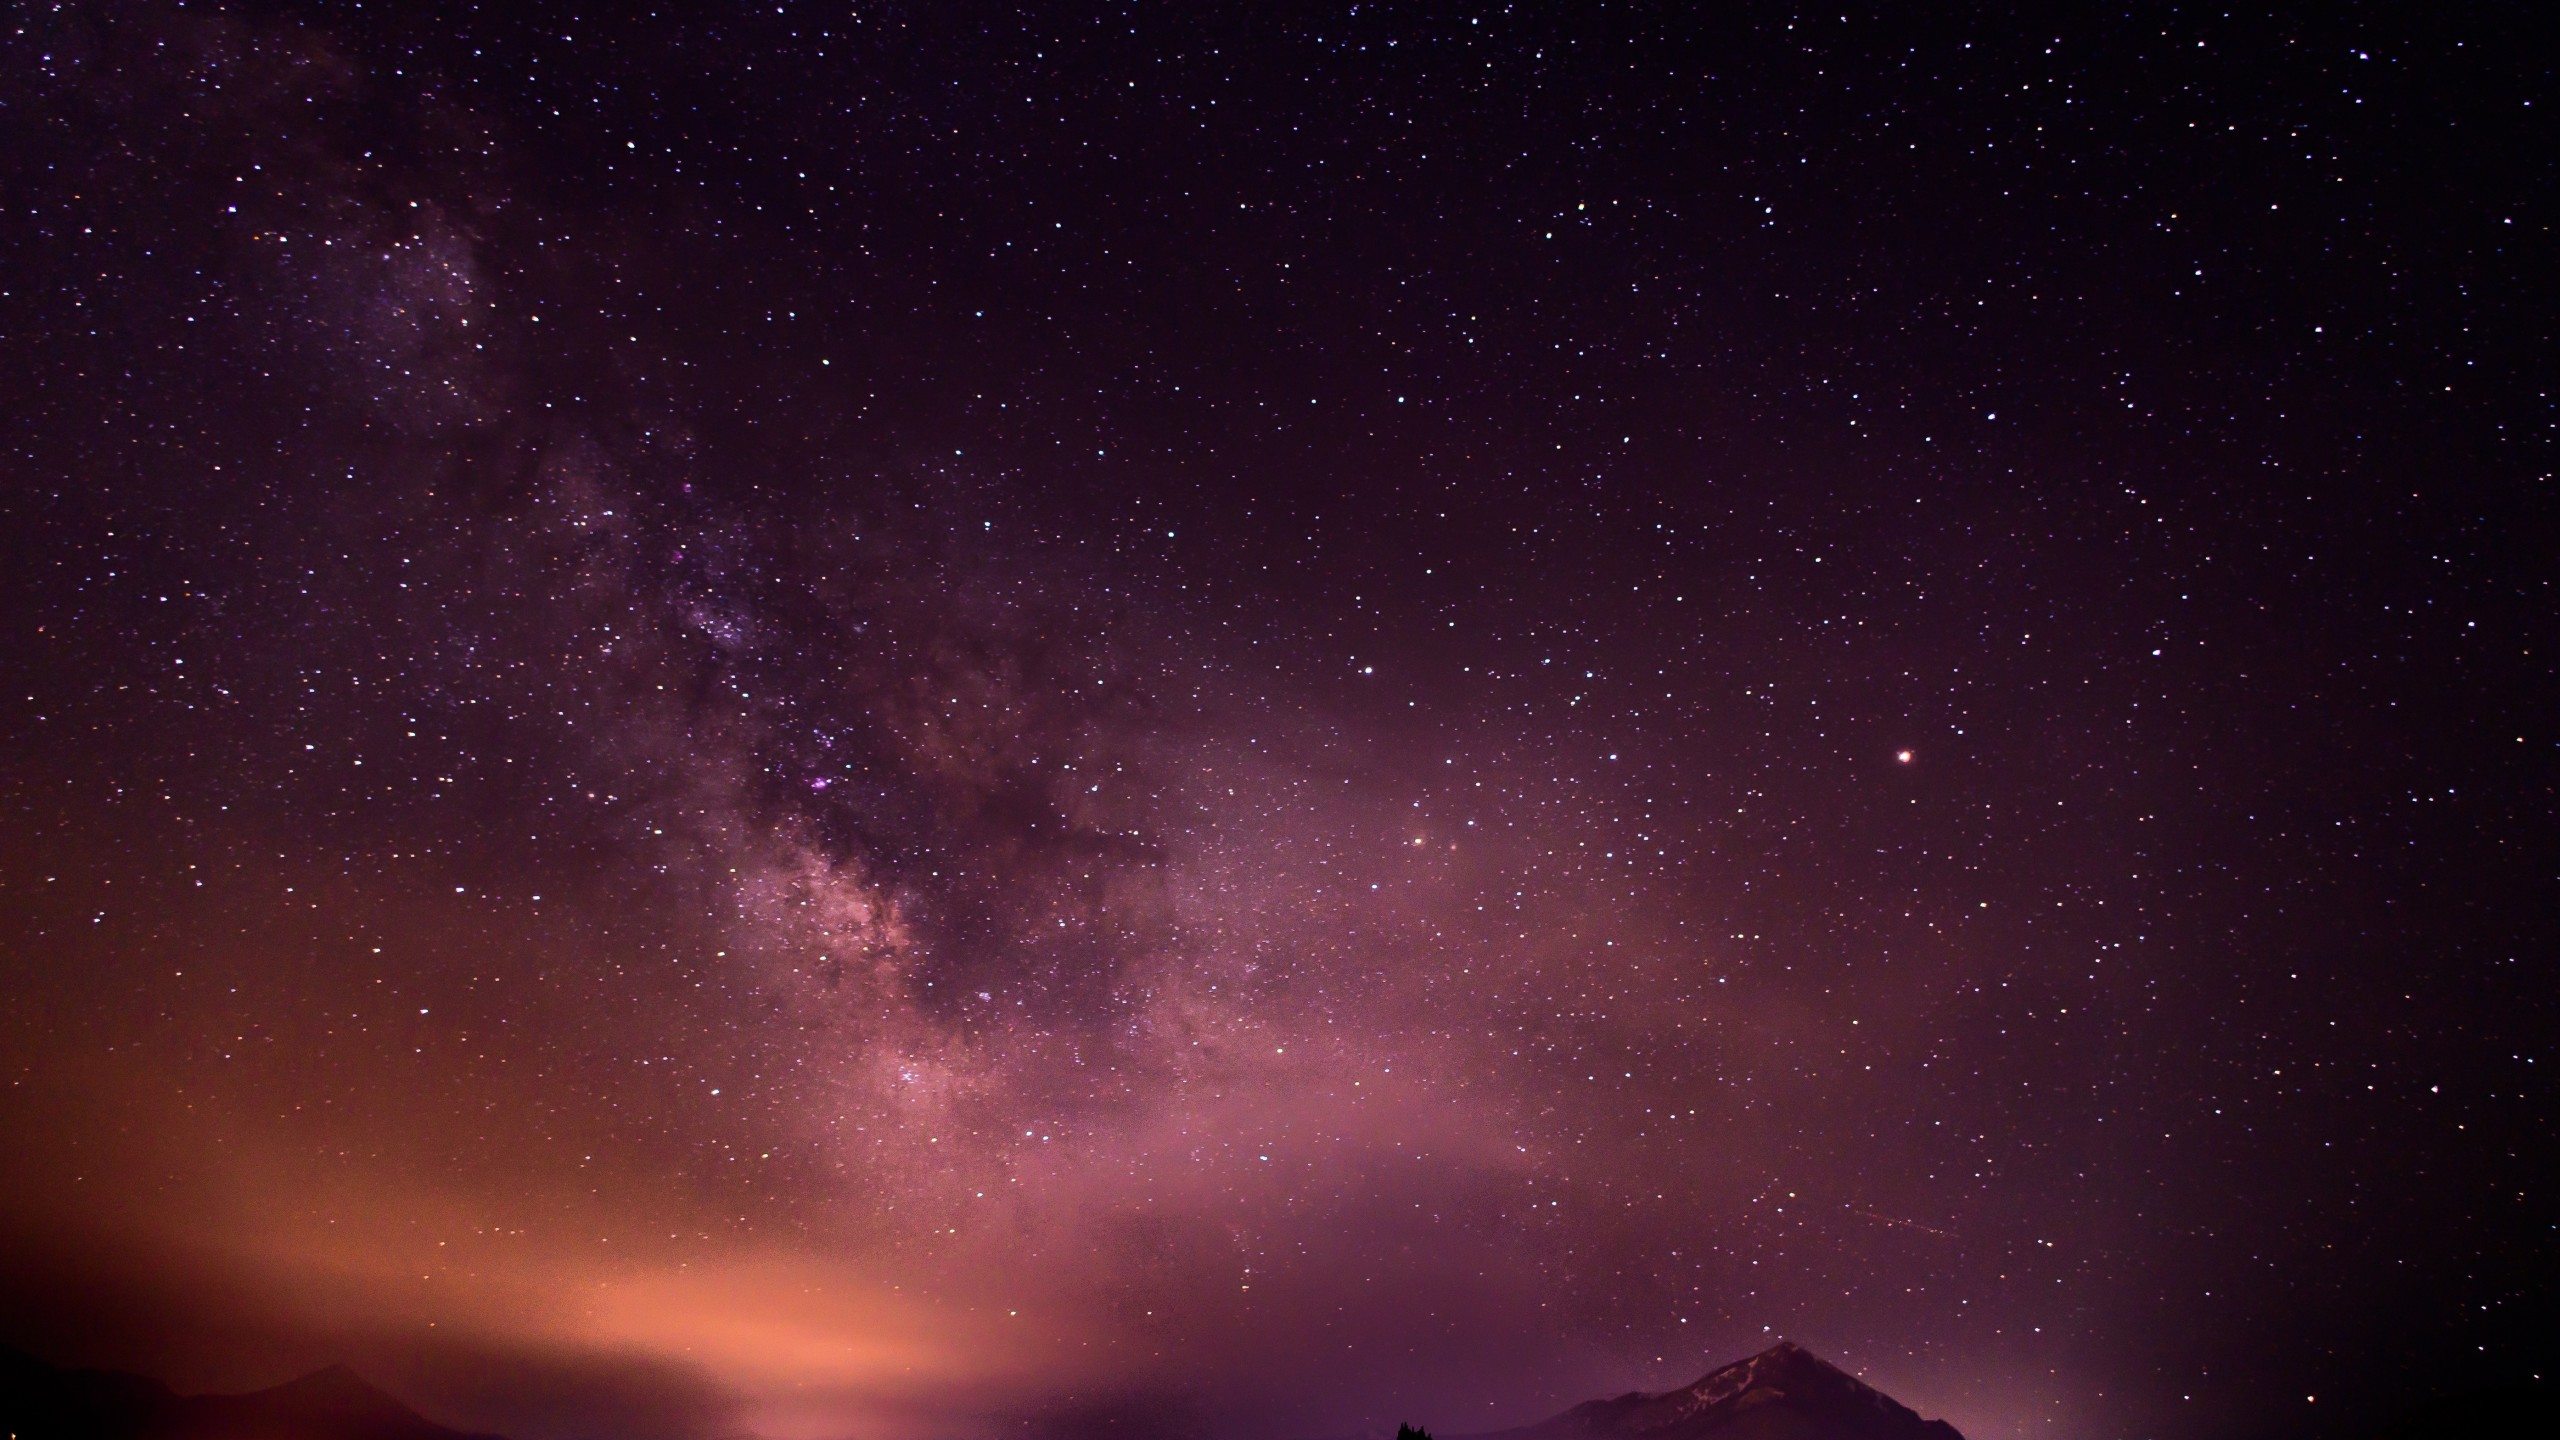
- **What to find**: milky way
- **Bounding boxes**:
[2,6,2552,1440]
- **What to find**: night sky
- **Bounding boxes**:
[2,5,2553,1440]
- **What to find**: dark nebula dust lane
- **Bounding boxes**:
[1,5,2552,1439]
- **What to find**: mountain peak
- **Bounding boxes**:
[1470,1342,1962,1440]
[190,1362,500,1440]
[263,1363,417,1415]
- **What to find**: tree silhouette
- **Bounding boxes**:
[1397,1426,1434,1440]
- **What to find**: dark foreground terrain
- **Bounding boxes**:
[10,1339,2554,1440]
[0,1347,496,1440]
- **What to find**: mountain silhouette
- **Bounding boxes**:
[0,1345,505,1440]
[1462,1342,1963,1440]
